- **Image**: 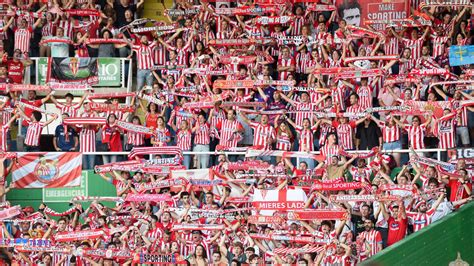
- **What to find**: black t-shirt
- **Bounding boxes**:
[351,214,375,236]
[115,4,137,28]
[356,121,382,150]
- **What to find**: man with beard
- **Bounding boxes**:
[357,218,382,261]
[406,192,445,233]
[380,201,407,246]
[126,35,157,91]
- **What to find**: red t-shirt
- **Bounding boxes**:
[448,179,472,202]
[387,216,407,246]
[7,60,24,84]
[20,99,42,126]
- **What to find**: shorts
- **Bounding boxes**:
[383,141,402,150]
[456,127,470,145]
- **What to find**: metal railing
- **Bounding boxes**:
[75,148,448,166]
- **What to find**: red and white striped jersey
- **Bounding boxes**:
[176,129,192,151]
[296,125,316,152]
[384,37,399,56]
[153,43,167,66]
[216,30,231,40]
[406,209,435,232]
[358,229,383,258]
[209,108,226,137]
[431,35,449,58]
[296,51,311,74]
[356,86,373,110]
[278,56,295,80]
[399,58,416,74]
[181,240,211,260]
[324,255,350,266]
[217,119,243,148]
[25,121,43,147]
[404,124,426,150]
[56,103,80,117]
[349,166,372,183]
[126,131,145,146]
[168,107,194,129]
[321,144,341,163]
[276,131,292,151]
[146,228,163,242]
[79,127,96,152]
[0,124,9,152]
[132,42,157,69]
[377,122,400,143]
[333,121,356,150]
[153,127,171,147]
[244,24,264,38]
[435,118,456,149]
[346,104,363,119]
[270,31,285,57]
[451,100,468,126]
[41,21,56,37]
[332,84,348,111]
[294,103,317,126]
[290,16,306,36]
[402,38,424,59]
[58,20,74,39]
[194,122,210,145]
[172,44,191,65]
[14,27,33,54]
[318,123,335,147]
[250,122,276,150]
[163,60,181,82]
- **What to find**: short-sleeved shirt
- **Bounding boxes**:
[55,124,77,151]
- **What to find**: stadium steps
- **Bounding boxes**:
[142,0,173,22]
[361,201,474,265]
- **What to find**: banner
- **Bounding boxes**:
[171,168,212,181]
[449,45,474,66]
[55,229,106,242]
[336,0,410,31]
[43,171,88,202]
[38,57,121,86]
[252,189,308,212]
[287,210,349,221]
[125,194,171,202]
[0,206,21,221]
[47,57,99,85]
[12,153,82,189]
[80,248,132,259]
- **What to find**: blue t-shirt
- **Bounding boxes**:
[55,125,77,151]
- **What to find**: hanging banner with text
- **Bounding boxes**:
[42,171,88,203]
[336,0,409,31]
[37,57,121,87]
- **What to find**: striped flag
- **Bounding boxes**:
[12,153,82,188]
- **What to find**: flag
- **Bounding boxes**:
[449,45,474,66]
[47,57,99,85]
[252,189,308,216]
[12,153,82,188]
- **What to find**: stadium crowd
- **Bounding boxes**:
[0,0,472,264]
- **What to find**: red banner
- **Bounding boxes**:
[247,216,285,224]
[335,0,410,31]
[311,181,369,191]
[252,201,306,210]
[55,229,106,242]
[288,210,349,220]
